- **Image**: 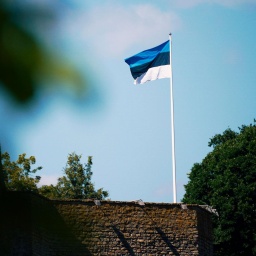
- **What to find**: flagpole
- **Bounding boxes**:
[169,33,177,203]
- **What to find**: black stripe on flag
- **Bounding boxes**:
[130,52,170,79]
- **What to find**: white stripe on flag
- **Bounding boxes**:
[134,65,171,85]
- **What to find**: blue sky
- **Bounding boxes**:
[2,0,256,203]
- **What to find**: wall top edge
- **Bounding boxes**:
[4,191,216,214]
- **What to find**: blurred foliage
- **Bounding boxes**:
[39,153,109,200]
[1,151,42,192]
[183,121,256,256]
[0,1,85,104]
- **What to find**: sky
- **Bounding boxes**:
[1,0,256,203]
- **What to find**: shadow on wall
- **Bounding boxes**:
[99,205,181,256]
[155,227,180,255]
[0,191,92,256]
[143,209,180,256]
[112,225,136,256]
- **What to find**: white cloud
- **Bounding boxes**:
[60,4,182,57]
[174,0,256,8]
[38,175,58,186]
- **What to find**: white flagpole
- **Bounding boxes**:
[169,33,177,203]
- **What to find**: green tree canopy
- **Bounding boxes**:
[39,153,109,200]
[182,122,256,256]
[1,151,42,192]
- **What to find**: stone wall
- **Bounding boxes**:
[0,191,213,255]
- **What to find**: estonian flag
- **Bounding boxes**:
[125,40,171,85]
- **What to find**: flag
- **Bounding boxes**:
[124,40,171,85]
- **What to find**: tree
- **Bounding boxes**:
[182,121,256,256]
[1,151,42,192]
[39,153,109,200]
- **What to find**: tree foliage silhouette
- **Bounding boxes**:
[1,151,42,192]
[183,121,256,256]
[40,153,108,200]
